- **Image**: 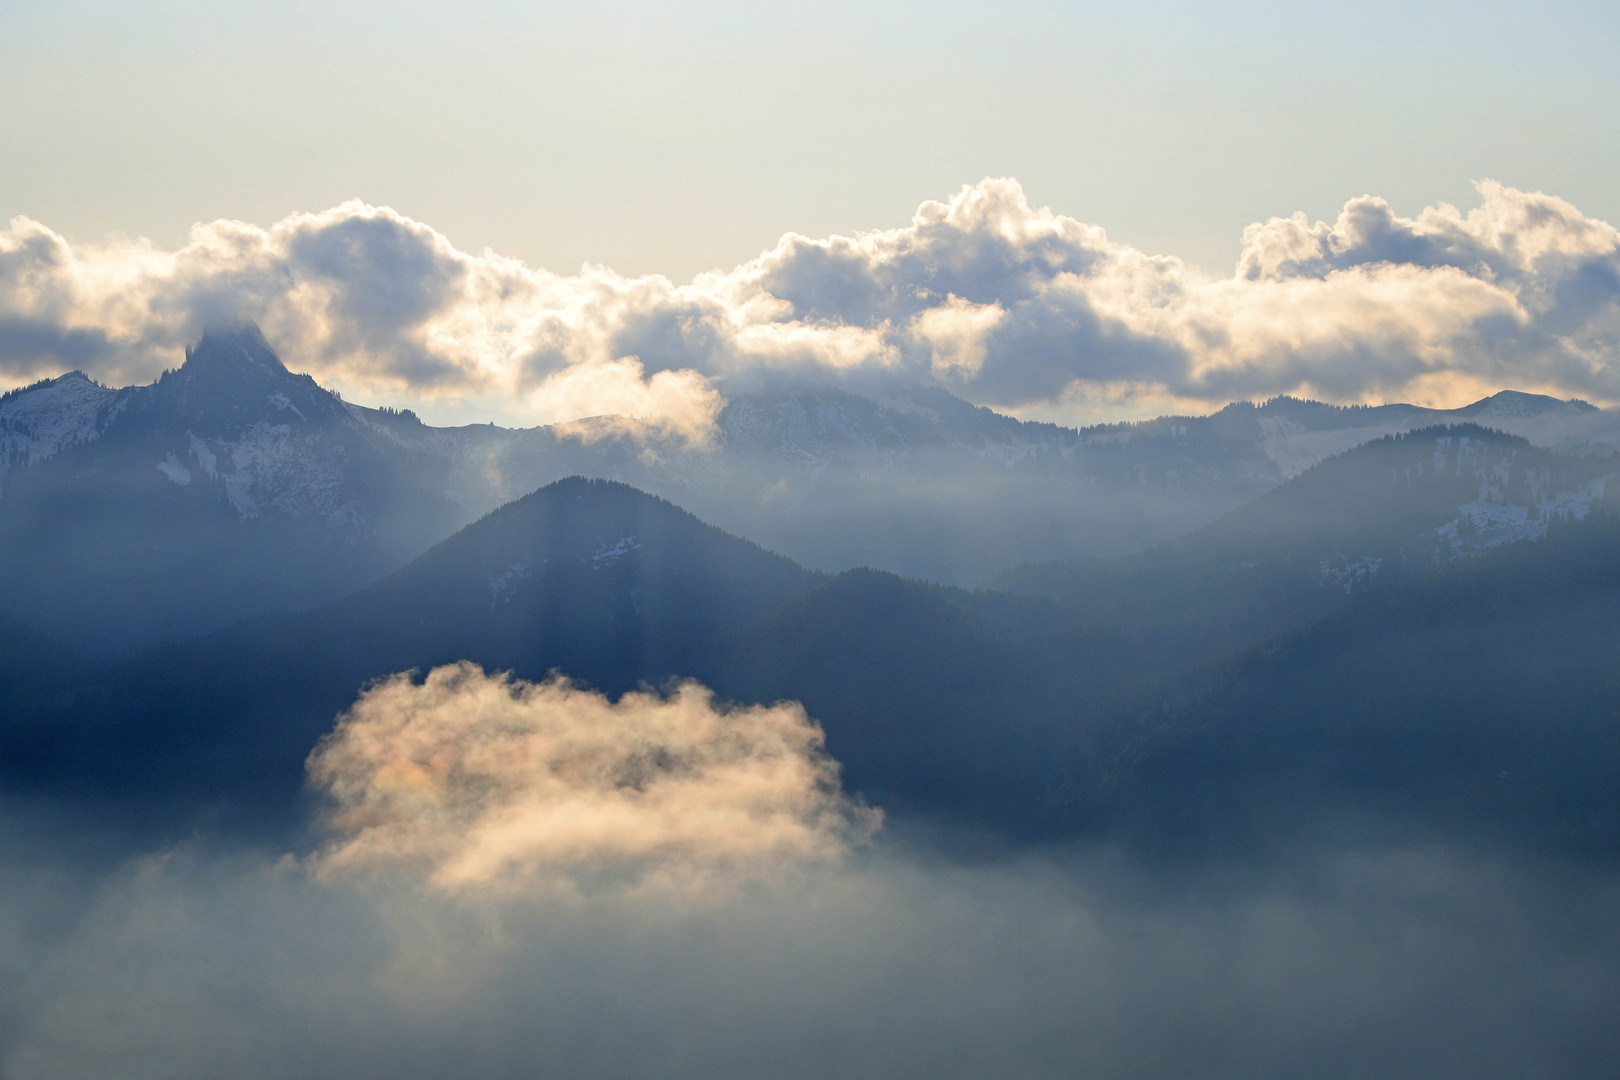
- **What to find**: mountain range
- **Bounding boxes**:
[3,423,1616,853]
[2,324,1613,657]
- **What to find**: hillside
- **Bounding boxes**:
[1086,515,1620,853]
[0,325,471,656]
[6,325,1614,660]
[5,434,1619,853]
[0,478,822,822]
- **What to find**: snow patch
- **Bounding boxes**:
[269,392,306,420]
[592,536,643,567]
[488,562,532,605]
[1437,500,1542,553]
[1436,482,1602,556]
[180,420,350,521]
[156,452,191,486]
[1319,553,1383,592]
[188,433,219,479]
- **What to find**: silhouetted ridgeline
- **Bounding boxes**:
[1,431,1618,855]
[4,326,1612,659]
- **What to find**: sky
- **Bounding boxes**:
[2,0,1619,428]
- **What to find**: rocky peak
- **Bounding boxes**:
[138,323,349,436]
[180,323,289,382]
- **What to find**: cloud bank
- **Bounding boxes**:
[307,664,877,893]
[4,666,1619,1076]
[3,179,1618,431]
[3,823,1617,1080]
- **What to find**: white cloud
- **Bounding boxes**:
[910,295,1006,378]
[306,663,878,893]
[3,179,1618,428]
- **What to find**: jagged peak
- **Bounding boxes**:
[177,322,289,381]
[137,323,351,432]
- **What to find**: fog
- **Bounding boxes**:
[2,811,1618,1078]
[5,639,1620,1078]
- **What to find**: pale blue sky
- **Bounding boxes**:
[3,0,1617,280]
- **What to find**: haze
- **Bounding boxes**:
[3,3,1619,1077]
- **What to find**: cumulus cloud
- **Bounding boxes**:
[4,179,1619,428]
[306,664,877,893]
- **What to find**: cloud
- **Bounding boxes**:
[2,673,1618,1076]
[306,663,878,893]
[2,820,1618,1079]
[3,179,1619,428]
[537,358,727,446]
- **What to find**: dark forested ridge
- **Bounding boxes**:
[2,427,1618,853]
[0,478,822,822]
[1090,515,1620,854]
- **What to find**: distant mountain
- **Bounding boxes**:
[361,385,1612,588]
[403,384,1284,587]
[999,424,1617,598]
[1228,390,1600,477]
[1086,514,1620,853]
[0,478,822,819]
[0,325,472,656]
[4,324,1613,655]
[5,447,1620,852]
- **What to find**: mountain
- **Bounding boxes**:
[999,424,1617,596]
[0,325,473,656]
[981,425,1618,710]
[389,384,1285,586]
[361,385,1613,588]
[1229,390,1601,477]
[1085,513,1620,854]
[0,478,822,822]
[700,426,1620,832]
[5,438,1620,852]
[4,324,1613,657]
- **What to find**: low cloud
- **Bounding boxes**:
[2,670,1618,1076]
[538,357,727,447]
[3,179,1619,428]
[2,821,1617,1079]
[307,664,878,893]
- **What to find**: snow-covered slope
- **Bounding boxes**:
[0,326,471,655]
[1431,434,1611,557]
[1195,425,1619,591]
[994,424,1619,612]
[0,372,119,495]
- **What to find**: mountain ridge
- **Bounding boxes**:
[3,324,1614,656]
[4,436,1620,850]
